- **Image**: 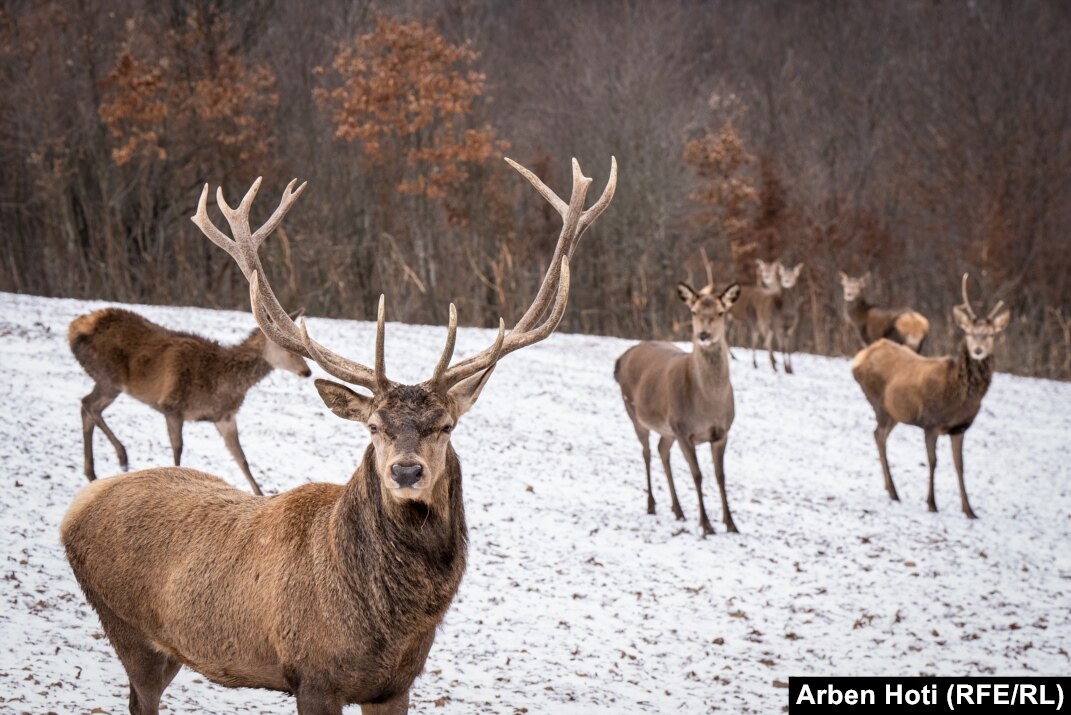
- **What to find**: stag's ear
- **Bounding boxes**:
[448,366,496,418]
[790,263,804,278]
[861,271,871,285]
[838,271,848,284]
[991,308,1011,333]
[720,283,741,308]
[677,282,699,305]
[315,379,373,422]
[952,305,974,332]
[288,308,306,320]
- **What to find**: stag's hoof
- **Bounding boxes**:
[646,498,656,515]
[785,365,794,375]
[725,521,739,534]
[672,507,685,521]
[699,522,715,538]
[964,508,978,520]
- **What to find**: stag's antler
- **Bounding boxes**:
[960,273,1005,322]
[192,157,617,395]
[429,156,617,390]
[192,178,389,391]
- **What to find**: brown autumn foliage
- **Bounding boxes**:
[1,0,1069,379]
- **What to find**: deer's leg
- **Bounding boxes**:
[677,435,714,537]
[91,596,181,715]
[295,685,344,715]
[709,434,738,533]
[361,690,410,715]
[950,431,977,519]
[81,384,126,480]
[215,415,263,495]
[764,327,777,372]
[165,413,183,466]
[750,325,759,368]
[924,429,939,512]
[874,418,899,501]
[657,435,684,520]
[782,327,794,374]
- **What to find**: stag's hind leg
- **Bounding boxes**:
[622,397,656,514]
[90,597,181,715]
[81,384,126,480]
[657,435,685,521]
[950,431,977,519]
[873,414,899,501]
[164,413,183,466]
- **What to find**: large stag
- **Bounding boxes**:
[615,274,741,536]
[839,271,930,352]
[62,157,616,715]
[851,274,1010,518]
[68,307,310,493]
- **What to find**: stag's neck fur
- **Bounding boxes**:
[952,339,994,401]
[331,446,468,631]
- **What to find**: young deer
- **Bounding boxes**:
[839,272,929,352]
[68,307,310,494]
[62,157,616,715]
[615,278,742,536]
[851,274,1010,518]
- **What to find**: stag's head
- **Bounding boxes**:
[192,158,616,506]
[953,274,1011,361]
[676,282,741,350]
[778,262,804,289]
[756,259,780,289]
[838,271,870,302]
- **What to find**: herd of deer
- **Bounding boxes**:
[56,158,1011,714]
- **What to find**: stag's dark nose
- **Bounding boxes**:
[698,331,712,342]
[391,463,424,488]
[973,347,983,357]
[300,368,312,378]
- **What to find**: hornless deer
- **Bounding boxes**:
[732,257,792,372]
[851,274,1010,518]
[68,307,310,494]
[61,157,616,715]
[839,272,930,352]
[615,277,742,536]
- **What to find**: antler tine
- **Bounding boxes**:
[986,300,1006,321]
[431,303,459,386]
[374,295,388,389]
[960,273,978,319]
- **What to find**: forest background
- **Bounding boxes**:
[2,0,1069,377]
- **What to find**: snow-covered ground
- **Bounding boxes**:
[0,291,1068,713]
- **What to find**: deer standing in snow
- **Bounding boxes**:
[61,157,616,715]
[68,307,310,493]
[851,274,1010,518]
[839,271,929,352]
[615,276,742,535]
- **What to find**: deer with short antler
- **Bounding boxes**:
[61,156,616,715]
[851,274,1010,518]
[68,307,310,494]
[615,273,741,536]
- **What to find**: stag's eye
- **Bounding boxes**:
[441,424,453,435]
[368,424,379,435]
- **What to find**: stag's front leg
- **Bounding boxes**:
[924,429,939,512]
[949,431,977,519]
[295,685,343,715]
[677,436,714,537]
[710,435,738,533]
[361,690,410,715]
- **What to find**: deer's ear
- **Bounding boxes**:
[677,282,699,305]
[861,271,871,285]
[288,307,306,320]
[790,263,804,278]
[838,271,848,284]
[990,308,1011,333]
[952,305,974,332]
[315,379,373,423]
[448,366,496,418]
[720,283,741,308]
